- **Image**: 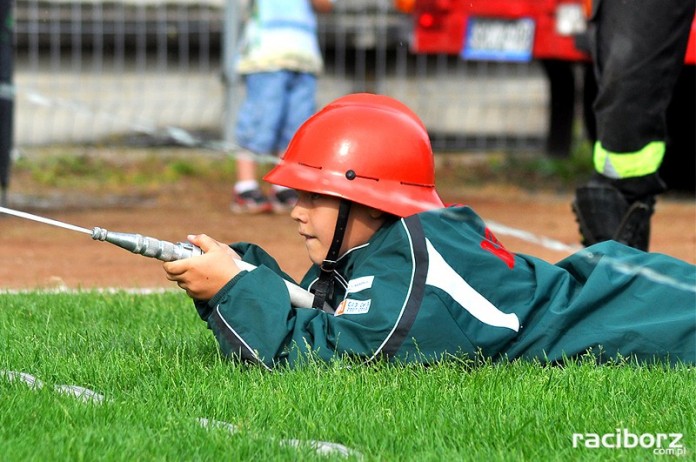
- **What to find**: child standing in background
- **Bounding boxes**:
[231,0,334,214]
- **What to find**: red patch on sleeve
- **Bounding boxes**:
[481,228,515,269]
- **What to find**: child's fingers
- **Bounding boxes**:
[187,233,223,253]
[163,259,188,277]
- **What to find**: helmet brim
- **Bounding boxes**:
[264,160,445,217]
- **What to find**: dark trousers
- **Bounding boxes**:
[590,0,694,156]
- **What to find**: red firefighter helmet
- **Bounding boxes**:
[263,93,445,217]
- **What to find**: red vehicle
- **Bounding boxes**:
[403,0,695,63]
[396,0,695,189]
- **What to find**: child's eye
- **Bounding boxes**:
[297,191,328,204]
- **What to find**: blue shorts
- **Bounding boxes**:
[235,70,318,155]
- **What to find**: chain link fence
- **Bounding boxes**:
[10,0,559,153]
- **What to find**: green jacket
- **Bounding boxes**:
[193,206,696,369]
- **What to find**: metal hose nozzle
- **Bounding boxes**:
[91,227,203,262]
[90,226,332,312]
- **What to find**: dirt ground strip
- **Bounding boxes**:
[1,169,694,292]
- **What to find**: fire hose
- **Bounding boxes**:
[0,206,329,311]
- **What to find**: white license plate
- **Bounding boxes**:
[461,18,535,62]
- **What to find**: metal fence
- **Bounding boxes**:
[9,0,562,153]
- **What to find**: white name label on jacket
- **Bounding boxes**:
[335,298,372,316]
[347,276,374,294]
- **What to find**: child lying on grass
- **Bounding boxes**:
[164,93,695,369]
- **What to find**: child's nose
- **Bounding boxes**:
[290,204,304,222]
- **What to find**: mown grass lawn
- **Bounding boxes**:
[1,291,693,461]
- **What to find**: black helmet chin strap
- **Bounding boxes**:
[311,199,352,310]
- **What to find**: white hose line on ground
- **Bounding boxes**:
[486,219,581,254]
[197,417,362,459]
[487,220,696,294]
[1,370,361,458]
[1,370,108,403]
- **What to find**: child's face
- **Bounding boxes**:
[291,191,386,265]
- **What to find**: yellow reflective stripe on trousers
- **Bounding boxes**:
[593,141,665,179]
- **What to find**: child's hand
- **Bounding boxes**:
[163,234,242,300]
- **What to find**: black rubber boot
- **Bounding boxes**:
[572,181,655,251]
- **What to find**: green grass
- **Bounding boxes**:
[11,147,240,195]
[1,292,693,461]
